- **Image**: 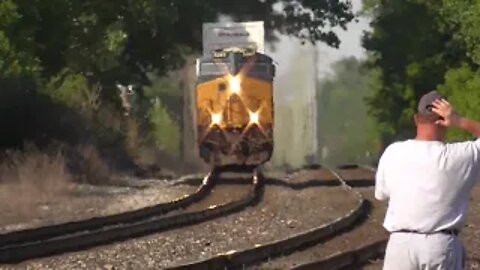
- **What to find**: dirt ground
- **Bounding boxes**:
[0,178,197,233]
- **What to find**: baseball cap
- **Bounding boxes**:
[418,90,445,116]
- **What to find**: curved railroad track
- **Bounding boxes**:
[0,167,263,264]
[165,165,370,270]
[238,164,385,270]
[0,172,213,247]
[285,164,386,270]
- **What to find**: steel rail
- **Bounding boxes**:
[0,173,214,248]
[0,168,263,264]
[165,166,368,270]
[289,165,386,270]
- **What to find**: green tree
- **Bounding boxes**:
[0,0,359,168]
[0,0,40,82]
[362,0,471,145]
[438,65,480,141]
[143,71,183,122]
[434,0,480,141]
[148,98,180,157]
[5,0,355,91]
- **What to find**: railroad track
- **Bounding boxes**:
[165,165,370,270]
[0,165,384,269]
[285,165,387,270]
[0,172,213,247]
[228,164,386,270]
[0,167,263,264]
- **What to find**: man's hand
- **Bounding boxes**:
[432,98,480,138]
[431,99,461,127]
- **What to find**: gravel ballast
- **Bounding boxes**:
[248,168,386,269]
[249,186,386,270]
[2,170,359,269]
[0,178,198,233]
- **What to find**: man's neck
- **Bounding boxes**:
[415,134,444,142]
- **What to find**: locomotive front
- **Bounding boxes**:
[196,47,275,168]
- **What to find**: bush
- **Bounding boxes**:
[0,79,88,149]
[0,69,184,180]
[148,98,181,157]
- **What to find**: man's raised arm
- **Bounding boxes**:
[432,99,480,138]
[456,117,480,138]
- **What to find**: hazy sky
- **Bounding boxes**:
[265,1,372,166]
[266,0,371,79]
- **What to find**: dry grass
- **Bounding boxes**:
[0,144,115,225]
[75,144,112,185]
[0,148,72,218]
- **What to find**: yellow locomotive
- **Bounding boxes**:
[195,47,276,167]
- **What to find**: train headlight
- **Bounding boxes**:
[211,112,223,126]
[229,75,241,95]
[248,110,260,125]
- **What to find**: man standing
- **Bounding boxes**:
[375,90,480,269]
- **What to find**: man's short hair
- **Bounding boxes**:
[416,112,440,123]
[417,90,444,122]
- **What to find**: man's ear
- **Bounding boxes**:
[413,113,418,126]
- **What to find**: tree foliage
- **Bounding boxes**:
[0,0,40,80]
[148,98,180,157]
[2,0,355,89]
[363,0,479,143]
[0,0,356,169]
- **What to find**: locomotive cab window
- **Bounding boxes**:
[199,62,274,80]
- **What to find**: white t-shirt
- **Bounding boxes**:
[375,139,480,233]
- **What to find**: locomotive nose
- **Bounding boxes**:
[196,47,274,167]
[228,52,243,76]
[228,75,241,94]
